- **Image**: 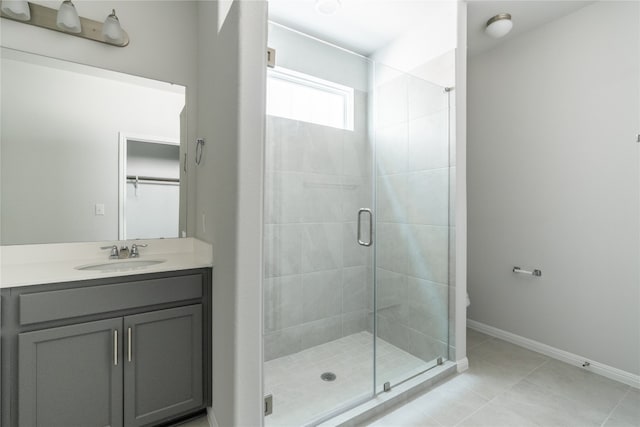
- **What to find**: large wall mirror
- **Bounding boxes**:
[0,48,188,245]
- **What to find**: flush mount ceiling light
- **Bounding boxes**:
[0,1,129,46]
[315,0,341,15]
[485,13,513,38]
[56,0,81,33]
[0,0,30,21]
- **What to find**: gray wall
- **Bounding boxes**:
[468,1,640,375]
[195,1,266,425]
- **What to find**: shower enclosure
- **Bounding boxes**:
[263,23,453,426]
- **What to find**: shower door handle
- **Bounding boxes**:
[357,208,373,247]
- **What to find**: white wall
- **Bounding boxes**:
[1,55,183,244]
[0,0,199,238]
[196,1,266,425]
[468,1,639,376]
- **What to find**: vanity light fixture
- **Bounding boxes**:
[485,13,513,38]
[0,1,129,47]
[0,0,30,21]
[56,0,81,33]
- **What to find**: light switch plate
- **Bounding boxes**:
[95,203,105,216]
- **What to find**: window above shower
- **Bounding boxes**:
[266,67,355,131]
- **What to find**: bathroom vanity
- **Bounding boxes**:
[0,239,213,427]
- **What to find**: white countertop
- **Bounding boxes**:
[0,238,213,288]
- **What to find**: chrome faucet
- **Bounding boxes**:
[100,245,119,259]
[130,243,148,258]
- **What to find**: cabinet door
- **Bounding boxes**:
[124,305,202,427]
[19,318,124,427]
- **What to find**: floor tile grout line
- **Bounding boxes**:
[599,386,631,427]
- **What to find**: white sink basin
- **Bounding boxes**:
[76,259,166,272]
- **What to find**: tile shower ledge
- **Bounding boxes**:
[0,237,213,288]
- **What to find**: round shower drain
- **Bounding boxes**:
[321,372,336,382]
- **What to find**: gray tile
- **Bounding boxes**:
[406,329,448,363]
[264,326,303,361]
[376,73,408,128]
[376,174,408,223]
[377,314,409,352]
[264,224,302,278]
[300,316,342,349]
[302,223,343,273]
[408,110,449,172]
[343,266,370,313]
[407,277,449,341]
[407,75,448,121]
[407,169,449,226]
[302,123,344,175]
[342,175,372,222]
[265,116,306,172]
[264,275,303,333]
[453,357,532,400]
[408,376,488,426]
[343,222,372,268]
[376,268,408,324]
[302,269,342,323]
[457,400,538,427]
[342,311,370,336]
[469,338,548,375]
[466,328,491,350]
[301,173,344,222]
[406,225,449,284]
[608,388,640,426]
[375,122,408,175]
[376,223,409,274]
[264,171,304,224]
[525,359,630,415]
[494,380,608,426]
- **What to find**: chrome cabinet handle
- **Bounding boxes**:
[114,330,118,366]
[357,208,373,247]
[127,327,132,362]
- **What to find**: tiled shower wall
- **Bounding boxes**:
[263,91,372,361]
[374,68,452,366]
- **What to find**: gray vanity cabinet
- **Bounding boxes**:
[18,318,124,427]
[1,268,212,427]
[124,305,202,427]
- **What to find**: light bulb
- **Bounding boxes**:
[1,0,31,21]
[56,0,81,33]
[102,9,123,44]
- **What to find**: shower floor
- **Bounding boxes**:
[264,331,430,426]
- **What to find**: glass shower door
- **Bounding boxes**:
[372,63,451,391]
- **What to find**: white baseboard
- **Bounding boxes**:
[467,319,640,389]
[206,407,219,427]
[456,357,469,373]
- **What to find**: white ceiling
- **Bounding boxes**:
[269,0,595,58]
[268,0,457,56]
[467,1,594,55]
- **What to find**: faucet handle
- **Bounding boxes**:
[130,243,148,258]
[100,245,119,259]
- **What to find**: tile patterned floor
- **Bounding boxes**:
[182,328,640,427]
[367,329,639,427]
